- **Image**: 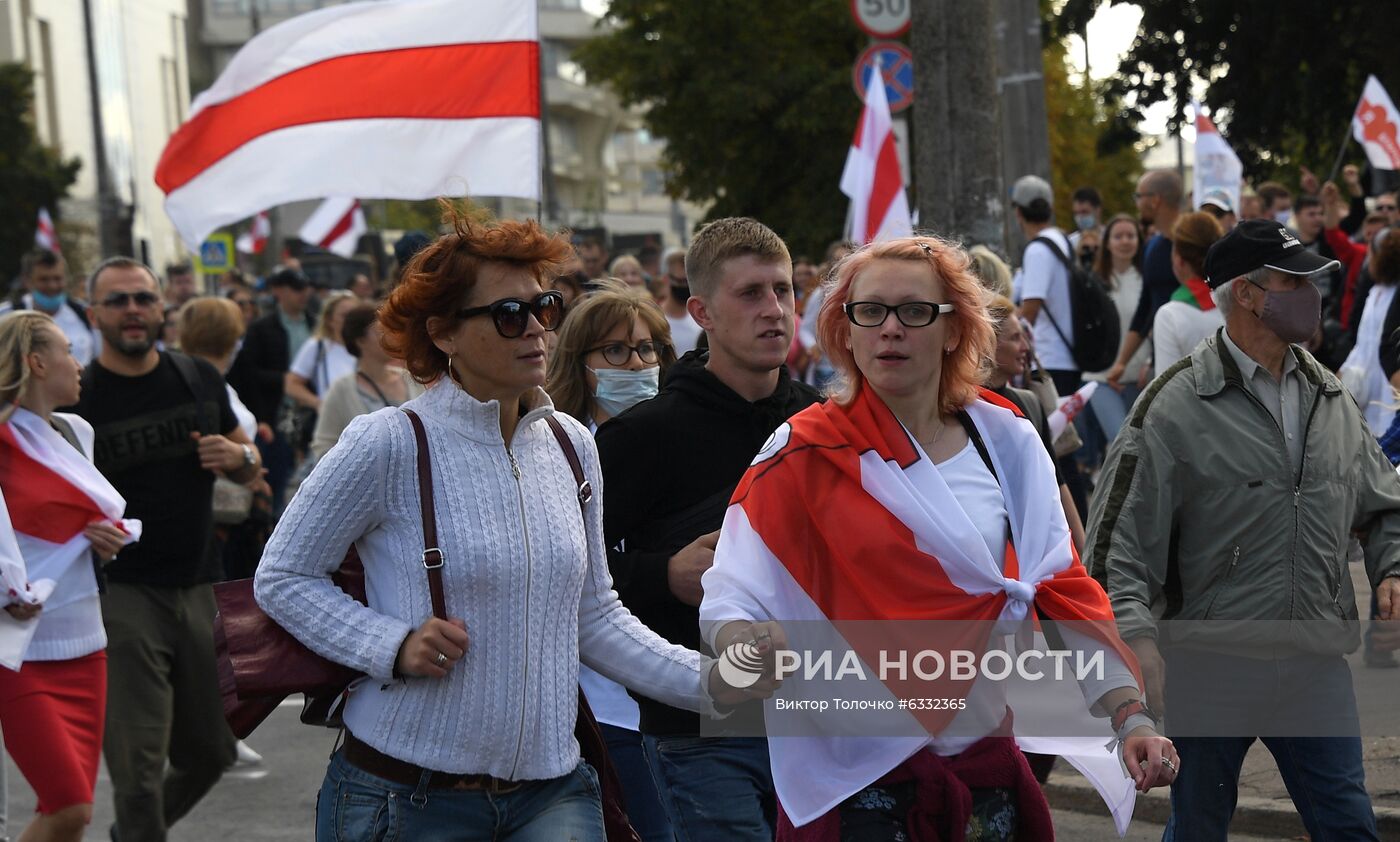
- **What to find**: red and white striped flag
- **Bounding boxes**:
[840,64,912,244]
[1352,75,1400,172]
[236,211,271,255]
[0,410,139,665]
[34,208,60,254]
[156,0,541,250]
[299,198,367,258]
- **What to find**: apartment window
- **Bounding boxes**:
[540,0,583,9]
[642,169,665,197]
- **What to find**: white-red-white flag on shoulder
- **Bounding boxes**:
[236,211,270,255]
[1353,75,1400,171]
[840,64,912,244]
[34,208,60,254]
[299,199,367,258]
[156,0,541,250]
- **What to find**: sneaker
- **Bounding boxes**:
[235,740,264,765]
[225,740,268,779]
[1364,649,1399,669]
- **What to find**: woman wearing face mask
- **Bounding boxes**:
[545,281,678,842]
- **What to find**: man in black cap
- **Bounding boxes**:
[1085,219,1400,840]
[227,267,314,510]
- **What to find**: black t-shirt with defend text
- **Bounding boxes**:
[72,352,238,587]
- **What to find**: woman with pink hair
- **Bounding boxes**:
[700,236,1176,840]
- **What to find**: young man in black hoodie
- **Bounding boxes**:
[596,217,822,840]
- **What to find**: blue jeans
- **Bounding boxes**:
[315,750,605,842]
[1161,651,1377,841]
[599,724,673,842]
[642,736,774,842]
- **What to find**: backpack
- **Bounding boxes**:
[1027,236,1121,373]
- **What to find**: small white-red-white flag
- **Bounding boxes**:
[1191,101,1243,216]
[155,0,541,250]
[1353,75,1400,171]
[34,208,60,254]
[299,198,367,258]
[236,211,271,255]
[840,63,912,244]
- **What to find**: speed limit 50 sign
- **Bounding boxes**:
[850,0,910,39]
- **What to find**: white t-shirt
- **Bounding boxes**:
[227,383,258,440]
[667,312,703,356]
[290,339,356,396]
[1151,301,1223,378]
[1019,229,1076,372]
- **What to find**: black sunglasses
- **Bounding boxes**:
[588,340,663,366]
[456,291,565,338]
[100,291,161,309]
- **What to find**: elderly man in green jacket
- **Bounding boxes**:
[1086,219,1400,842]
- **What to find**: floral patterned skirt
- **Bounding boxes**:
[836,780,1018,842]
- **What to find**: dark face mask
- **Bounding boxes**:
[670,280,690,302]
[1250,281,1321,344]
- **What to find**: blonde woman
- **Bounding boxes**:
[0,312,134,842]
[284,291,358,415]
[608,255,648,290]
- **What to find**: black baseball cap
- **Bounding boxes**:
[1204,219,1340,288]
[267,267,310,290]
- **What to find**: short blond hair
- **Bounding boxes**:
[967,245,1013,300]
[684,217,790,299]
[178,297,244,360]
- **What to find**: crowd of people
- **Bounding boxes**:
[0,162,1396,842]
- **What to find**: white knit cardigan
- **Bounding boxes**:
[255,380,718,780]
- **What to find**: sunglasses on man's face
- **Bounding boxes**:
[455,291,565,338]
[100,291,161,309]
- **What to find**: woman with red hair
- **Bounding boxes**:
[699,235,1177,840]
[255,208,768,841]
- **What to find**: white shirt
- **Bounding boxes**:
[0,295,97,365]
[290,339,356,396]
[1151,301,1224,378]
[227,383,258,440]
[1019,229,1076,371]
[1085,266,1147,381]
[667,312,703,356]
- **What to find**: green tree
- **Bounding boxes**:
[575,0,864,257]
[0,63,80,280]
[1056,0,1400,185]
[1044,37,1142,226]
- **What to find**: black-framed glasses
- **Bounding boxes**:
[845,301,954,328]
[587,340,663,366]
[100,291,161,309]
[455,290,565,338]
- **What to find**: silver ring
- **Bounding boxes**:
[753,629,772,643]
[1162,758,1177,773]
[435,652,448,667]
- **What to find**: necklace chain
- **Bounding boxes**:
[925,419,945,451]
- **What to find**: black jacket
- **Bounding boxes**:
[596,351,822,735]
[227,309,312,424]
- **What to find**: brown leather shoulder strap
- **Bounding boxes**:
[401,409,446,620]
[544,414,593,512]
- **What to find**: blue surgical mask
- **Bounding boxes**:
[31,289,67,312]
[591,367,659,418]
[1074,214,1097,231]
[1274,209,1293,225]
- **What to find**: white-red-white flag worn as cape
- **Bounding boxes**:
[156,0,541,249]
[1191,102,1243,216]
[299,199,367,258]
[34,208,60,254]
[1353,75,1400,171]
[0,410,139,667]
[237,211,270,255]
[841,63,913,244]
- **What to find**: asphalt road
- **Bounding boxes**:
[3,700,1290,842]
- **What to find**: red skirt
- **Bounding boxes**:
[0,650,107,814]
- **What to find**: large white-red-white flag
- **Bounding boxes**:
[236,211,270,255]
[0,410,139,667]
[1191,102,1243,219]
[34,208,60,254]
[1353,75,1400,172]
[840,64,912,244]
[299,199,367,258]
[156,0,541,250]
